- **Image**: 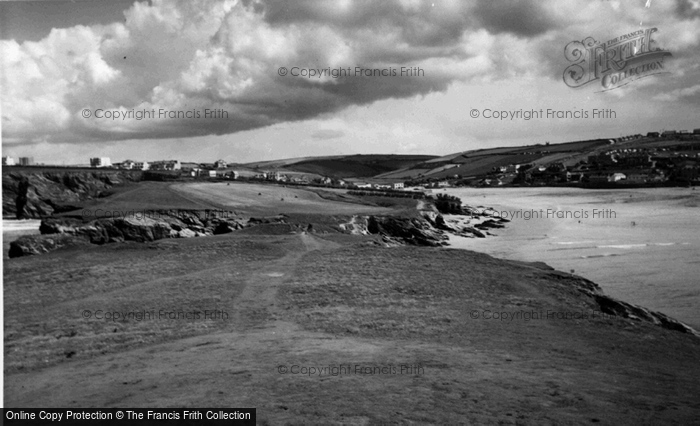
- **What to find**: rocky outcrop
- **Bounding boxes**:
[543,272,700,337]
[366,216,448,247]
[3,170,141,219]
[8,234,90,258]
[592,293,700,336]
[474,219,506,230]
[532,267,699,337]
[9,211,255,258]
[338,213,491,246]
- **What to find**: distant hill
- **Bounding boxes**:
[377,136,699,181]
[241,134,699,182]
[243,154,437,179]
[376,138,616,181]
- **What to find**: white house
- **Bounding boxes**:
[120,159,148,170]
[134,161,149,170]
[608,173,626,182]
[2,156,15,166]
[392,182,404,190]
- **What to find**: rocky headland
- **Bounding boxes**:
[3,169,141,219]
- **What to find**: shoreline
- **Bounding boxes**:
[440,187,700,330]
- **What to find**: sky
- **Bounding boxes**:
[1,0,699,165]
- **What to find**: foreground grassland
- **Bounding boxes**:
[4,181,700,424]
[5,230,700,424]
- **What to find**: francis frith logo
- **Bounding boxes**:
[563,28,672,92]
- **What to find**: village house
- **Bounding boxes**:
[180,162,199,171]
[392,182,405,190]
[119,159,136,169]
[214,159,227,169]
[662,130,678,138]
[616,153,654,168]
[90,157,112,168]
[2,156,16,166]
[119,160,149,170]
[608,173,627,182]
[585,173,606,183]
[150,160,181,171]
[622,170,661,184]
[17,157,35,166]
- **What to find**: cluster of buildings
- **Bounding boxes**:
[89,158,234,173]
[251,171,344,186]
[514,145,699,186]
[2,156,35,166]
[92,158,182,171]
[470,129,700,187]
[81,156,412,189]
[647,129,700,138]
[353,182,405,190]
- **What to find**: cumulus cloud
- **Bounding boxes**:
[1,0,698,146]
[653,83,700,102]
[2,0,485,144]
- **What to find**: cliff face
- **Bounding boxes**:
[2,170,141,219]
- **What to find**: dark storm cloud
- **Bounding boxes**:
[470,0,560,37]
[674,0,700,19]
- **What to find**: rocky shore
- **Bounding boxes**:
[8,206,510,257]
[8,211,453,257]
[8,211,262,258]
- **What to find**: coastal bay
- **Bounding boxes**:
[445,187,700,330]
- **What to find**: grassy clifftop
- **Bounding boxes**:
[5,230,700,423]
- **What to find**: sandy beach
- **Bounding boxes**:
[441,187,700,330]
